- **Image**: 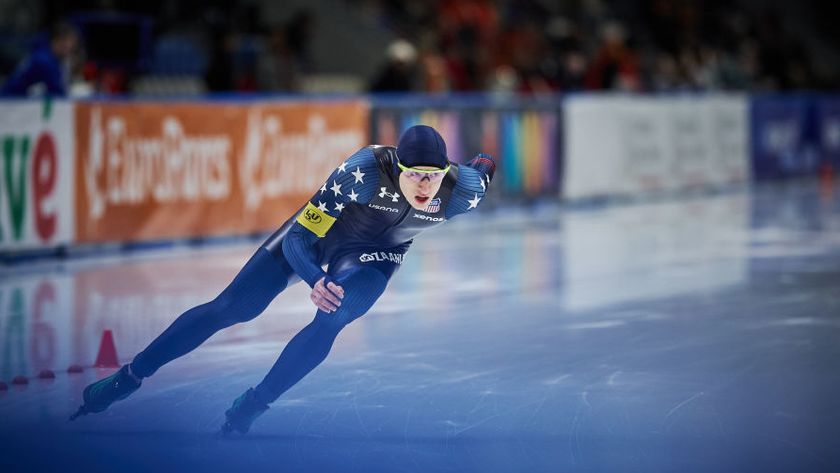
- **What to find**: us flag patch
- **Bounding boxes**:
[425,198,441,213]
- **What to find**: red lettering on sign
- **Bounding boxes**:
[33,133,57,241]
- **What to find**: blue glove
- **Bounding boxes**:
[466,153,496,182]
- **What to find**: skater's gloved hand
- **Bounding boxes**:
[311,275,344,313]
[465,153,495,182]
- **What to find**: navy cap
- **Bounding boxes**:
[396,125,449,169]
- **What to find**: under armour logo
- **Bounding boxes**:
[379,187,400,202]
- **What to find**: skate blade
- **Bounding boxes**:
[69,405,87,421]
[219,421,234,435]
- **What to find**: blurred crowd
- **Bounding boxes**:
[0,0,835,97]
[366,0,829,94]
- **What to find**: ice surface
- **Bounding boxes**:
[1,181,839,472]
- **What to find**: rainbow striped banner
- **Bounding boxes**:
[499,111,558,195]
[371,100,561,197]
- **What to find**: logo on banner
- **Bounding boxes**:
[83,107,233,220]
[424,198,441,213]
[239,110,366,210]
[0,102,70,246]
[379,187,400,202]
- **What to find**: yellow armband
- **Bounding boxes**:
[296,201,337,237]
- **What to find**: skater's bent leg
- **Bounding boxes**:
[253,266,388,404]
[130,248,293,378]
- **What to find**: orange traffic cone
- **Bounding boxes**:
[94,330,120,368]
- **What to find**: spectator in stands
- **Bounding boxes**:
[585,21,641,91]
[557,49,588,91]
[285,10,315,73]
[417,36,450,92]
[257,26,300,92]
[370,39,419,92]
[1,22,78,97]
[205,30,237,92]
[505,20,554,94]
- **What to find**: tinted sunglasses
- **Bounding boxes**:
[397,161,451,182]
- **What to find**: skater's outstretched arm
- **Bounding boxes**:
[445,153,495,219]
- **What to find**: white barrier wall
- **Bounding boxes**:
[0,100,75,252]
[563,94,749,200]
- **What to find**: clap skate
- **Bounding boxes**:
[70,365,141,421]
[220,388,269,435]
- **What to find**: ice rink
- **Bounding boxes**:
[1,180,838,472]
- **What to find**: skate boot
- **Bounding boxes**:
[70,364,141,420]
[220,388,269,435]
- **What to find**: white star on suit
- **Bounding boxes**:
[348,188,359,202]
[334,202,345,212]
[351,167,365,183]
[337,160,348,173]
[330,180,342,196]
[317,201,328,212]
[468,193,481,209]
[320,182,327,194]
